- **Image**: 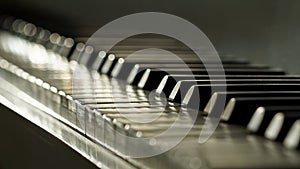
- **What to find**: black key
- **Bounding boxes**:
[115,56,249,64]
[90,51,107,71]
[265,111,300,142]
[113,61,267,79]
[136,63,267,69]
[283,120,300,150]
[35,28,51,47]
[96,52,109,71]
[0,15,6,28]
[170,79,300,103]
[222,97,300,125]
[205,91,300,114]
[69,43,85,61]
[48,33,61,51]
[156,75,300,98]
[183,84,300,110]
[247,106,300,135]
[60,37,75,58]
[134,68,285,90]
[114,61,140,80]
[1,15,15,30]
[100,54,116,74]
[78,45,94,66]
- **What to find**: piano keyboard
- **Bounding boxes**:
[0,15,299,169]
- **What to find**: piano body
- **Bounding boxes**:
[0,0,300,169]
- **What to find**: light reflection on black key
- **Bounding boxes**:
[265,111,300,142]
[183,84,300,110]
[206,91,300,115]
[133,68,285,90]
[156,75,300,98]
[222,97,300,126]
[170,79,300,103]
[284,120,300,150]
[247,106,300,135]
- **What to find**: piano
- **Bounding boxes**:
[0,1,299,169]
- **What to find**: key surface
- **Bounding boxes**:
[223,97,300,125]
[265,111,300,142]
[183,84,300,110]
[170,79,300,103]
[247,106,300,135]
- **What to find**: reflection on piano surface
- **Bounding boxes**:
[0,2,300,169]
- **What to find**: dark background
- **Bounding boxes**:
[1,0,300,73]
